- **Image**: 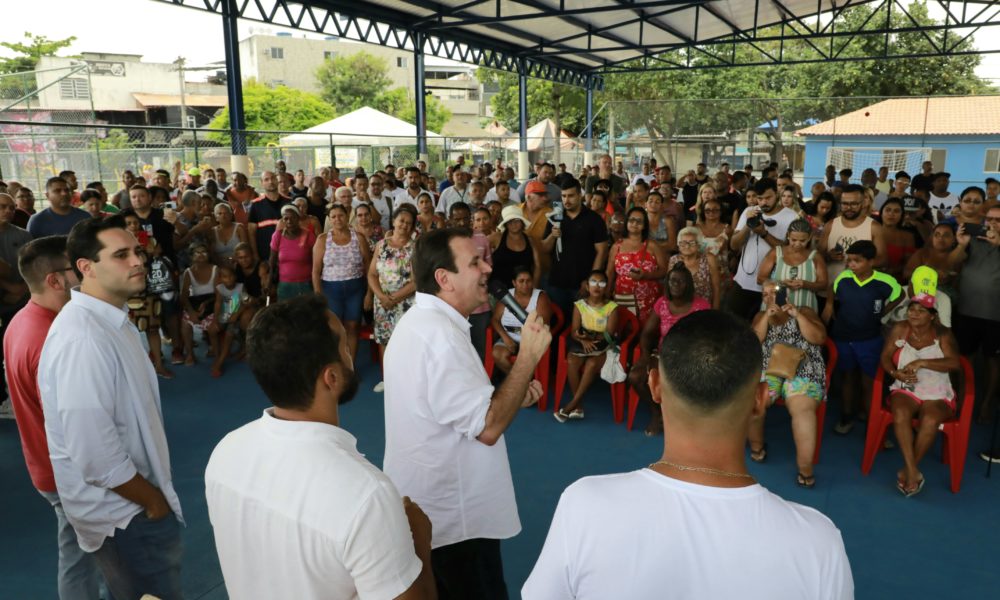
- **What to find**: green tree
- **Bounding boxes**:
[315,51,394,114]
[477,68,586,135]
[0,32,77,74]
[601,1,991,166]
[89,128,134,151]
[396,93,452,134]
[208,79,336,145]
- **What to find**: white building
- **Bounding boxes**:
[237,33,494,137]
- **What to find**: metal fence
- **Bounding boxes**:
[603,95,1000,188]
[0,119,593,195]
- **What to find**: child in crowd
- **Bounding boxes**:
[209,264,248,378]
[822,240,902,433]
[556,271,619,423]
[124,215,177,379]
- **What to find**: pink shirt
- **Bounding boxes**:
[654,295,711,345]
[271,228,316,284]
[3,301,58,492]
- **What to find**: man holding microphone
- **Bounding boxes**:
[384,227,550,599]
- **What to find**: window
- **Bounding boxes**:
[186,116,197,128]
[468,89,480,101]
[59,78,90,100]
[270,47,284,59]
[396,57,407,68]
[985,149,1000,173]
[324,51,336,60]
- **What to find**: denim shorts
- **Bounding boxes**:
[322,277,366,323]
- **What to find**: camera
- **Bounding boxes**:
[748,214,777,229]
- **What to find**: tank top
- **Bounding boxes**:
[890,330,955,403]
[185,265,217,297]
[236,261,264,298]
[771,246,819,311]
[490,230,534,288]
[322,230,364,282]
[500,288,541,343]
[826,217,874,283]
[212,225,241,260]
[575,299,618,333]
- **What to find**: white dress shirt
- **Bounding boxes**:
[383,293,521,548]
[393,187,427,208]
[436,185,470,214]
[39,289,183,552]
[206,409,422,600]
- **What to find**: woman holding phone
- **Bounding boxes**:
[606,207,668,322]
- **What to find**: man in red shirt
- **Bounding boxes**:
[4,235,102,599]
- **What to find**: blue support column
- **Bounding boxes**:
[221,0,247,170]
[584,75,595,167]
[413,31,428,160]
[517,59,529,178]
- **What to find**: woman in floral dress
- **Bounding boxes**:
[606,207,668,322]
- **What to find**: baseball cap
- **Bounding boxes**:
[525,180,548,195]
[187,168,201,177]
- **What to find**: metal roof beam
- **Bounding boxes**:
[421,0,705,30]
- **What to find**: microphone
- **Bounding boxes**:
[488,280,528,324]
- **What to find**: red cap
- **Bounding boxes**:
[525,180,548,195]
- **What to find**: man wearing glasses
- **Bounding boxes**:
[818,183,886,286]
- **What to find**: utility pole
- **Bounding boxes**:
[174,56,188,128]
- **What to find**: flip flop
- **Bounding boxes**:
[903,477,925,498]
[796,473,816,488]
[553,409,569,423]
[750,443,768,463]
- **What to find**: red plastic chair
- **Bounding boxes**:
[553,306,640,421]
[861,356,975,493]
[484,304,564,411]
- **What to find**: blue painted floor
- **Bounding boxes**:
[3,348,999,599]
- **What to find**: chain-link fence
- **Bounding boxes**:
[603,95,1000,189]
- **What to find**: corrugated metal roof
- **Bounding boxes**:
[132,93,228,107]
[796,96,1000,136]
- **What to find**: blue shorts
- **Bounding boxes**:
[834,336,883,378]
[322,277,365,323]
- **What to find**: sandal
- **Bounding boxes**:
[750,443,768,463]
[567,409,585,420]
[903,477,925,498]
[553,409,569,423]
[796,472,816,488]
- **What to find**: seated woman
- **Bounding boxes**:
[880,294,960,497]
[179,242,219,366]
[491,266,552,375]
[668,227,721,309]
[627,263,711,436]
[555,271,618,423]
[751,281,828,488]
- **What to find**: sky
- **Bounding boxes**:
[3,0,1000,84]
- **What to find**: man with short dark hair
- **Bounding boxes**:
[583,154,625,201]
[911,160,935,193]
[247,171,290,262]
[384,228,550,599]
[546,179,608,319]
[523,310,853,599]
[128,185,177,263]
[225,172,257,225]
[206,295,436,599]
[927,172,959,222]
[41,216,184,600]
[985,177,1000,212]
[395,166,427,208]
[58,170,80,206]
[819,183,886,285]
[437,169,471,214]
[26,177,90,238]
[6,235,103,600]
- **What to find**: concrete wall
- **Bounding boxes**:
[801,135,1000,189]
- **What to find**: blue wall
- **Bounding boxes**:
[801,135,1000,189]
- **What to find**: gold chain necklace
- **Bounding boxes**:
[649,460,756,480]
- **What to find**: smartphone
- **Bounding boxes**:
[775,286,788,306]
[964,223,985,238]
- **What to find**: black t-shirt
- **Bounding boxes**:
[137,209,176,263]
[248,196,290,261]
[681,182,699,213]
[719,191,747,224]
[290,186,309,199]
[305,198,326,224]
[911,173,933,192]
[550,206,609,289]
[146,255,176,296]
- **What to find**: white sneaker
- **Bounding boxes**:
[373,381,385,393]
[0,400,14,420]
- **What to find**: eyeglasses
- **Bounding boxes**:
[588,279,608,287]
[678,240,698,248]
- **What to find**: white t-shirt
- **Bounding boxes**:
[383,293,521,548]
[393,187,427,208]
[523,470,853,600]
[927,192,959,223]
[485,187,520,205]
[436,185,471,214]
[205,410,423,600]
[631,173,656,188]
[733,206,798,292]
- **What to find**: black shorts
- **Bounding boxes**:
[953,313,1000,357]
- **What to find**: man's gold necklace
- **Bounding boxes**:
[649,460,756,480]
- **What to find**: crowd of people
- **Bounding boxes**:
[1,150,998,599]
